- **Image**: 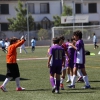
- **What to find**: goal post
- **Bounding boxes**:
[51,25,100,41]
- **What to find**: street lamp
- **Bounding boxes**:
[26,2,30,47]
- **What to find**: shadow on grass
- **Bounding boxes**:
[89,80,100,82]
[61,91,95,94]
[0,74,30,81]
[24,89,51,91]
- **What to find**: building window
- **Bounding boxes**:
[28,3,34,14]
[0,4,9,14]
[75,4,81,14]
[40,3,49,14]
[88,3,97,13]
[1,23,9,31]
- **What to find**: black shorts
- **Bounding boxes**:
[6,63,20,79]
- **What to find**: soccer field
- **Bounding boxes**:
[0,45,100,100]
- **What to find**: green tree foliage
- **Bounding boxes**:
[53,5,72,37]
[62,5,72,16]
[38,29,49,40]
[53,5,72,27]
[8,0,34,33]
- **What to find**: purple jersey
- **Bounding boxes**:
[65,42,69,49]
[49,44,65,67]
[74,39,85,64]
[66,45,75,68]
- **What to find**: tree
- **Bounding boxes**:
[53,5,72,26]
[53,5,72,37]
[38,29,49,40]
[8,0,34,34]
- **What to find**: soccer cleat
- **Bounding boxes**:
[0,86,7,92]
[67,85,75,89]
[82,85,91,89]
[77,77,84,82]
[55,90,59,94]
[52,86,56,93]
[16,87,25,91]
[60,83,64,90]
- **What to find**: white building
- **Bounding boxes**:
[0,0,100,41]
[64,0,100,25]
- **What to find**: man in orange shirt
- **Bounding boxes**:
[0,36,26,92]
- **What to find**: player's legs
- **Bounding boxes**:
[56,66,62,93]
[49,66,56,93]
[23,48,27,54]
[77,69,83,82]
[81,67,90,88]
[55,74,60,93]
[70,68,73,84]
[60,68,66,90]
[32,46,34,52]
[94,42,96,49]
[66,67,70,83]
[68,64,78,88]
[20,48,22,53]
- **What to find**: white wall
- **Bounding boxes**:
[0,1,61,23]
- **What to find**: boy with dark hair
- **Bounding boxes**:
[0,36,26,92]
[68,30,91,89]
[48,37,65,93]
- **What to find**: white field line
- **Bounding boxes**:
[17,57,48,61]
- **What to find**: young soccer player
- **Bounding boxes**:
[58,36,70,90]
[0,36,26,92]
[66,37,75,84]
[31,37,36,52]
[48,37,65,93]
[68,30,91,89]
[0,39,7,53]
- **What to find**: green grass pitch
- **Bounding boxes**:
[0,45,100,100]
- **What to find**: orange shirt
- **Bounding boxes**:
[6,39,25,63]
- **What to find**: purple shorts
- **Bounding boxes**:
[50,66,62,75]
[66,62,74,69]
[74,63,85,69]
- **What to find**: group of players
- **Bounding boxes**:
[47,30,91,94]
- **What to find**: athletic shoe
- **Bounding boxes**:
[60,83,64,90]
[67,85,75,89]
[66,80,71,83]
[82,85,91,89]
[55,90,59,94]
[52,86,56,93]
[16,87,25,91]
[77,77,84,82]
[0,86,7,92]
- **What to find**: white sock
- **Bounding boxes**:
[77,69,83,77]
[83,76,90,86]
[2,77,12,88]
[60,78,64,84]
[70,76,73,83]
[54,78,56,85]
[67,74,70,81]
[71,75,77,85]
[20,48,22,53]
[15,77,21,88]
